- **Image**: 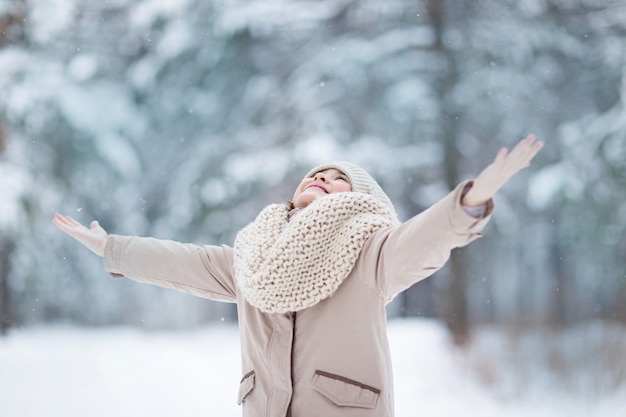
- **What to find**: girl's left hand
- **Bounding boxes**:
[462,134,544,207]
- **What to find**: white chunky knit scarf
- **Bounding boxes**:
[233,192,398,313]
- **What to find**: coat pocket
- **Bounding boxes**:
[237,370,255,405]
[311,370,380,409]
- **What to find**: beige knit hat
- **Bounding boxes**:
[305,161,399,224]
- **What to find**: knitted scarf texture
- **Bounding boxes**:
[233,192,397,313]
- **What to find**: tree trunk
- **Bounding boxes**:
[0,240,14,335]
[426,0,471,345]
[548,223,569,327]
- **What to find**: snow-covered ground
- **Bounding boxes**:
[0,319,623,417]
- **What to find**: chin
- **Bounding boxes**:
[294,196,317,208]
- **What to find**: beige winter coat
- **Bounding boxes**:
[103,181,492,417]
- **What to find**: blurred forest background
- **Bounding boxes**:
[0,0,625,351]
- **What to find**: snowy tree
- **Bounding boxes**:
[0,0,624,339]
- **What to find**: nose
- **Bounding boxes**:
[314,172,329,183]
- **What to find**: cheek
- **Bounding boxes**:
[335,181,352,193]
[292,180,309,199]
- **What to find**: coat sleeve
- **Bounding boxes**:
[103,235,237,303]
[365,180,494,303]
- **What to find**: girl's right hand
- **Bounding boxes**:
[52,213,108,257]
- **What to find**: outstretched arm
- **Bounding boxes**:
[462,134,544,207]
[375,134,543,299]
[52,214,238,301]
[52,213,108,256]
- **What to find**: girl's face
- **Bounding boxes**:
[292,168,352,208]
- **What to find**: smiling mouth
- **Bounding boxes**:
[306,184,329,193]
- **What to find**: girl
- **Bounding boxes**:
[53,134,543,417]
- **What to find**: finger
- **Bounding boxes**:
[53,214,73,229]
[52,215,64,229]
[65,216,83,227]
[55,215,87,233]
[53,213,68,224]
[495,147,508,163]
[509,136,541,165]
[53,218,74,234]
[511,135,535,154]
[517,139,544,164]
[68,216,89,231]
[528,140,544,158]
[90,220,100,230]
